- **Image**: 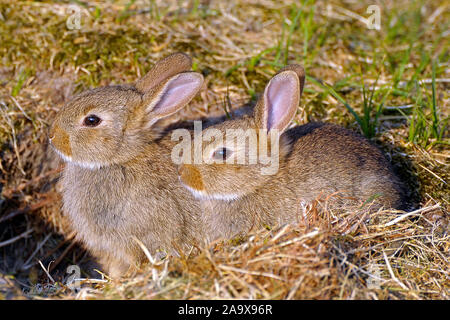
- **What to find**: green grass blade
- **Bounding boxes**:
[307,75,362,127]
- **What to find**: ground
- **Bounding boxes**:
[0,0,448,299]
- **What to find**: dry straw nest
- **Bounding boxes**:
[0,0,448,299]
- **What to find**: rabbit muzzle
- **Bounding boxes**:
[49,124,72,158]
[178,164,205,192]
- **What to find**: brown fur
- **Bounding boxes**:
[179,165,205,191]
[50,53,205,277]
[179,65,407,242]
[49,124,71,156]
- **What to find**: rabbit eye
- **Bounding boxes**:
[212,147,232,161]
[83,114,102,127]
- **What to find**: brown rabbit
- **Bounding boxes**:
[178,65,407,241]
[49,53,205,277]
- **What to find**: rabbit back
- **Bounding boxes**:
[283,122,406,209]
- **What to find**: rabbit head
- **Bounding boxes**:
[178,65,305,200]
[49,53,204,169]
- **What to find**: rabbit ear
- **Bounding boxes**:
[278,64,305,95]
[254,68,303,133]
[135,53,193,93]
[142,71,204,123]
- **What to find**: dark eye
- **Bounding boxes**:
[212,147,232,161]
[83,114,102,127]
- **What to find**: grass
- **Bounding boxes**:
[407,59,449,148]
[0,0,448,300]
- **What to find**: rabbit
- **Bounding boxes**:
[49,53,206,277]
[177,65,407,242]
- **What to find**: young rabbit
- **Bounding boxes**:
[178,65,407,241]
[49,53,205,277]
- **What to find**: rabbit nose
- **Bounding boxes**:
[178,164,194,178]
[177,165,185,176]
[48,127,55,141]
[48,126,55,140]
